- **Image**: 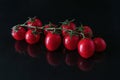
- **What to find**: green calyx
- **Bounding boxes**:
[77,24,84,32]
[69,30,74,39]
[32,27,39,35]
[67,29,78,39]
[60,19,75,25]
[12,25,20,32]
[76,24,86,38]
[27,16,36,23]
[23,16,36,25]
[48,22,55,28]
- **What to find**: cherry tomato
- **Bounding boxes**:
[78,38,95,59]
[64,35,80,50]
[93,37,106,52]
[83,26,93,38]
[25,30,40,44]
[62,22,76,36]
[27,18,42,27]
[45,32,61,51]
[12,26,26,40]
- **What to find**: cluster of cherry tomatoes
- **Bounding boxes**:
[11,17,107,59]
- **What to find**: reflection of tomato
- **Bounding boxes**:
[92,53,105,63]
[46,51,63,66]
[65,52,78,66]
[27,44,41,58]
[62,47,68,54]
[15,40,27,54]
[77,57,94,72]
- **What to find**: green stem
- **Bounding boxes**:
[13,24,86,38]
[20,24,43,29]
[80,32,86,38]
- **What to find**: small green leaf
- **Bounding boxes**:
[69,30,74,39]
[32,29,37,35]
[12,24,20,32]
[78,24,84,32]
[48,22,52,26]
[33,16,37,19]
[59,19,70,25]
[28,16,36,22]
[70,19,75,22]
[78,27,83,32]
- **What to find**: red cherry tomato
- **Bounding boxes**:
[93,37,106,52]
[27,18,42,27]
[45,32,61,51]
[64,35,80,50]
[83,26,93,38]
[12,26,26,40]
[25,30,40,44]
[78,38,95,59]
[62,22,76,36]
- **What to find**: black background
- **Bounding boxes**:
[0,0,119,80]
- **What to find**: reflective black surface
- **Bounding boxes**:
[0,0,119,80]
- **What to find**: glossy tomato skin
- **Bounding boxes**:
[27,18,42,27]
[62,22,76,36]
[25,30,40,45]
[78,38,95,59]
[83,26,93,38]
[12,27,26,40]
[45,32,61,51]
[64,35,80,50]
[93,37,106,52]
